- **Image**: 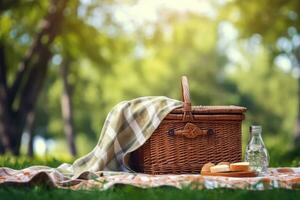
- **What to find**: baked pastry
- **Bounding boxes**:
[217,162,230,166]
[210,164,230,173]
[201,162,215,173]
[229,162,250,172]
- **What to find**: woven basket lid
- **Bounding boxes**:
[176,76,247,116]
[171,105,247,115]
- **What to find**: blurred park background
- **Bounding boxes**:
[0,0,300,166]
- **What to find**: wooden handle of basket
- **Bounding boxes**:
[168,123,215,139]
[181,76,192,112]
[181,76,193,121]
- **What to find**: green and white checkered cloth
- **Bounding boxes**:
[57,96,182,178]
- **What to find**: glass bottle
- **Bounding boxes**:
[245,125,270,174]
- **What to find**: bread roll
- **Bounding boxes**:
[210,164,230,173]
[201,162,215,173]
[217,162,230,166]
[229,162,250,172]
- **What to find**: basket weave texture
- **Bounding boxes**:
[130,76,246,174]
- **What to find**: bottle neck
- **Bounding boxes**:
[250,131,265,146]
[252,131,261,136]
[249,125,263,142]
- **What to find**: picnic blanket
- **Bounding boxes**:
[1,167,300,190]
[1,96,300,190]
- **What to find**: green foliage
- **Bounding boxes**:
[219,0,300,161]
[227,42,297,149]
[220,0,300,42]
[0,1,49,86]
[1,0,300,163]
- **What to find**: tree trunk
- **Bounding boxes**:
[0,43,8,153]
[26,110,35,157]
[0,101,20,154]
[0,42,21,154]
[60,60,77,157]
[0,0,68,155]
[0,141,4,154]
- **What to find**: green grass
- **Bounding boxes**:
[0,155,69,169]
[0,186,300,200]
[1,155,300,199]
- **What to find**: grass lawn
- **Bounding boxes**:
[1,155,300,199]
[1,186,300,200]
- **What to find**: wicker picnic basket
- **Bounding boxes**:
[130,76,246,174]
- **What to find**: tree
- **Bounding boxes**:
[27,0,135,156]
[220,0,300,145]
[0,0,68,155]
[1,0,125,156]
[60,57,77,157]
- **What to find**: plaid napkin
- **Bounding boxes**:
[56,96,181,178]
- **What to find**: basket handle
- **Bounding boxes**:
[181,76,193,121]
